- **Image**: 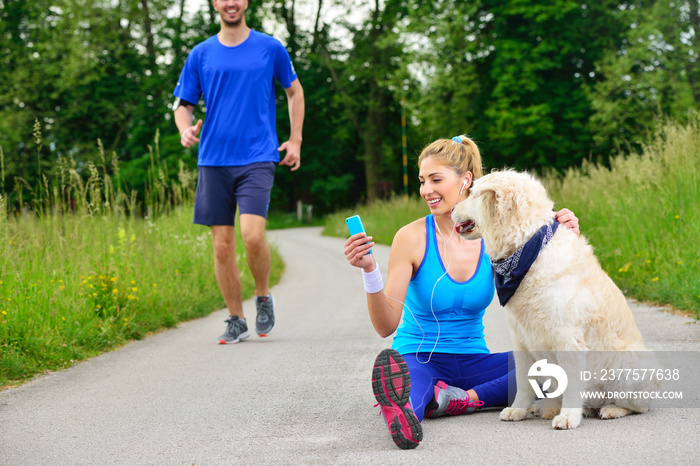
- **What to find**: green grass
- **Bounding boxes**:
[543,117,700,316]
[0,129,283,387]
[323,195,430,246]
[323,117,700,317]
[267,210,326,230]
[0,204,283,387]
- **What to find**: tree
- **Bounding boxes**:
[314,0,409,203]
[586,1,700,156]
[407,0,628,170]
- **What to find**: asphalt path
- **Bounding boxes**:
[1,227,699,465]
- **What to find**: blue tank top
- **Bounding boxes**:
[392,215,495,355]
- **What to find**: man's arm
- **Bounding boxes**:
[278,78,305,171]
[174,103,202,148]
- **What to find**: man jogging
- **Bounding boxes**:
[173,0,305,344]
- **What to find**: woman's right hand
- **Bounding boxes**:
[344,233,375,271]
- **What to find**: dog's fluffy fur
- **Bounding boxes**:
[452,170,657,429]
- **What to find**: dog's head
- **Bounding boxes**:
[451,170,554,260]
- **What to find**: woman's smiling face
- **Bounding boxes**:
[418,157,465,214]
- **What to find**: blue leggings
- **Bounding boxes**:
[402,351,516,422]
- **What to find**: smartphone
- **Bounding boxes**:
[345,215,372,254]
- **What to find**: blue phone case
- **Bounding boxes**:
[346,215,372,254]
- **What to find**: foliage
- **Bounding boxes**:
[406,0,629,170]
[543,116,700,316]
[0,203,283,387]
[0,215,282,388]
[585,0,700,158]
[0,129,283,387]
[1,0,699,213]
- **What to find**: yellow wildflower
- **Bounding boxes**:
[652,277,659,282]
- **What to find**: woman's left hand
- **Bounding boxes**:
[555,208,580,236]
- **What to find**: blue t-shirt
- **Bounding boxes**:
[173,31,298,166]
[392,215,495,355]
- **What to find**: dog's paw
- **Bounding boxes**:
[530,399,560,419]
[500,407,528,422]
[552,410,583,430]
[599,405,633,419]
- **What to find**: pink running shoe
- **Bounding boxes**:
[425,380,485,418]
[371,349,423,449]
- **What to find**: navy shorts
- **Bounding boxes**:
[193,162,276,226]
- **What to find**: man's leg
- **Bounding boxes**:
[239,213,276,336]
[236,162,276,336]
[211,225,244,318]
[239,213,270,296]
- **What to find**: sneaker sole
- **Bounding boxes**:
[371,349,422,449]
[257,322,275,338]
[217,331,250,345]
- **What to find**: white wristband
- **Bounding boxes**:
[180,127,193,138]
[362,264,384,294]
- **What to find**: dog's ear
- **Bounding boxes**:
[478,186,498,222]
[495,183,527,217]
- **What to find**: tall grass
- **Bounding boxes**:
[543,116,700,315]
[0,129,283,387]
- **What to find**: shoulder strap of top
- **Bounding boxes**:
[424,214,435,254]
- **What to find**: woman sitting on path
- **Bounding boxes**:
[343,135,580,449]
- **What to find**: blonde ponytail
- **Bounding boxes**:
[417,135,483,179]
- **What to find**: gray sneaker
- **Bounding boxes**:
[255,294,276,337]
[218,315,250,344]
[425,380,484,417]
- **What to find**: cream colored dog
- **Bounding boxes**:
[451,170,656,429]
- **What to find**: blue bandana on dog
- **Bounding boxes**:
[491,220,559,306]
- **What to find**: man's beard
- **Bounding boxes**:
[222,17,243,27]
[220,9,245,28]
